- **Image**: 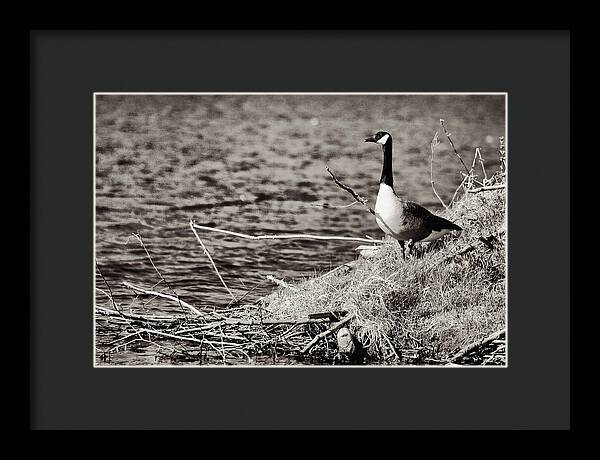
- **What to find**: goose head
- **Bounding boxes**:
[364,131,392,146]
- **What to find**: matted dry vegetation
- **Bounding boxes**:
[265,183,506,365]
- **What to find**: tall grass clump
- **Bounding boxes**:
[263,169,506,365]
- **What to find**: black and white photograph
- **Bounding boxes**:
[94,93,507,367]
[32,30,571,430]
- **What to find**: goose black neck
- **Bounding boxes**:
[379,141,394,188]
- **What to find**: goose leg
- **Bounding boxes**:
[407,239,414,258]
[398,240,405,260]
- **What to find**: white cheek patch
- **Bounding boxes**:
[377,134,390,145]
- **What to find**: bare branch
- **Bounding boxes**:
[429,132,449,210]
[190,221,386,245]
[137,328,241,348]
[309,201,359,209]
[475,148,488,182]
[189,221,237,301]
[224,318,332,326]
[449,328,506,363]
[325,166,374,214]
[440,119,471,175]
[122,281,205,316]
[95,305,176,323]
[467,184,505,194]
[499,136,506,174]
[95,259,121,313]
[324,166,400,237]
[449,175,468,207]
[301,314,354,354]
[128,233,190,318]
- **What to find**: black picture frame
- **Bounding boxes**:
[30,30,570,430]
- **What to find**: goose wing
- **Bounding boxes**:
[403,201,462,232]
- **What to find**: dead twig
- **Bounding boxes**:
[189,220,237,301]
[138,328,241,348]
[475,148,488,183]
[467,184,506,194]
[95,305,177,323]
[309,201,359,209]
[449,146,492,205]
[224,318,332,326]
[325,166,399,237]
[499,136,506,174]
[122,281,204,316]
[95,259,121,313]
[325,166,373,214]
[128,233,190,319]
[449,175,468,207]
[227,278,268,308]
[190,221,385,245]
[95,261,148,345]
[449,328,506,363]
[301,314,354,354]
[383,334,400,361]
[440,119,470,175]
[429,132,449,210]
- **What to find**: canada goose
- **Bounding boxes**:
[364,131,462,258]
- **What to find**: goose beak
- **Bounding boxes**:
[364,136,376,143]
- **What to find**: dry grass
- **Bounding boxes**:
[262,178,506,364]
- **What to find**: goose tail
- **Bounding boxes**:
[447,221,462,232]
[432,215,462,232]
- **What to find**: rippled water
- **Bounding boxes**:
[95,94,505,317]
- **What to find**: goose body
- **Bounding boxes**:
[365,131,461,247]
[374,183,457,242]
